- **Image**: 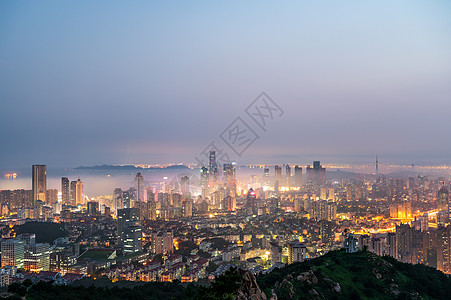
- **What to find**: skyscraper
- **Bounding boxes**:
[32,165,46,206]
[208,150,218,185]
[61,177,70,204]
[294,165,302,188]
[246,188,257,215]
[180,176,190,198]
[274,165,282,190]
[135,172,144,202]
[285,164,291,187]
[200,167,209,199]
[75,179,83,206]
[114,188,123,214]
[70,180,77,206]
[117,208,142,254]
[263,167,270,187]
[306,161,326,192]
[437,187,449,215]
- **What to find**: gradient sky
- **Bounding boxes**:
[1,1,451,169]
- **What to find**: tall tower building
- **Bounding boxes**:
[75,179,84,206]
[61,177,70,204]
[180,176,190,198]
[437,186,449,216]
[32,165,46,206]
[117,208,142,254]
[134,172,144,202]
[294,165,302,188]
[376,156,379,175]
[285,164,291,187]
[306,161,326,192]
[200,166,209,200]
[208,150,218,184]
[114,188,123,214]
[274,165,282,190]
[263,167,270,187]
[246,188,257,215]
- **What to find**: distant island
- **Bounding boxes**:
[74,164,191,171]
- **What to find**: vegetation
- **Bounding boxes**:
[6,249,451,299]
[13,222,67,243]
[257,249,451,299]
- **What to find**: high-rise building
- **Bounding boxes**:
[61,177,70,204]
[146,187,154,202]
[24,243,50,272]
[285,164,291,187]
[32,165,46,206]
[200,167,209,199]
[287,241,307,264]
[208,150,218,185]
[263,167,270,187]
[114,188,123,214]
[70,181,77,206]
[151,230,173,255]
[437,225,451,274]
[1,239,25,268]
[135,173,144,202]
[182,199,193,217]
[46,189,58,204]
[117,208,142,254]
[223,163,236,185]
[87,201,99,216]
[75,179,83,206]
[246,188,257,215]
[294,165,302,188]
[180,176,190,198]
[274,165,282,190]
[222,195,236,211]
[306,161,326,192]
[437,187,449,215]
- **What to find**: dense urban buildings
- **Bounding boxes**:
[1,159,451,287]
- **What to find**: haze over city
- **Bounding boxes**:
[1,2,451,299]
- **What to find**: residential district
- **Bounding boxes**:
[0,153,451,288]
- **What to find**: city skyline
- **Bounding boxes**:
[1,1,451,168]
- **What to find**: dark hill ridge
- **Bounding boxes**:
[256,249,451,300]
[6,250,451,299]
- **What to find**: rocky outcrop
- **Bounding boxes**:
[297,270,318,284]
[235,270,267,300]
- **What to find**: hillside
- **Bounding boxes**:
[256,249,451,300]
[6,250,451,299]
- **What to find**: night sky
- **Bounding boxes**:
[1,1,451,169]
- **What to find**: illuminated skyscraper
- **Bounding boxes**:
[223,163,235,185]
[117,208,142,254]
[75,179,83,206]
[135,172,144,202]
[263,167,270,187]
[274,165,282,190]
[180,176,190,198]
[294,165,302,188]
[200,166,209,199]
[70,180,77,206]
[246,188,257,215]
[208,150,218,184]
[32,165,46,206]
[285,164,291,187]
[87,201,99,216]
[61,177,70,204]
[306,161,326,192]
[437,187,449,215]
[114,188,123,214]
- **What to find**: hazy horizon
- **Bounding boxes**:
[1,1,451,169]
